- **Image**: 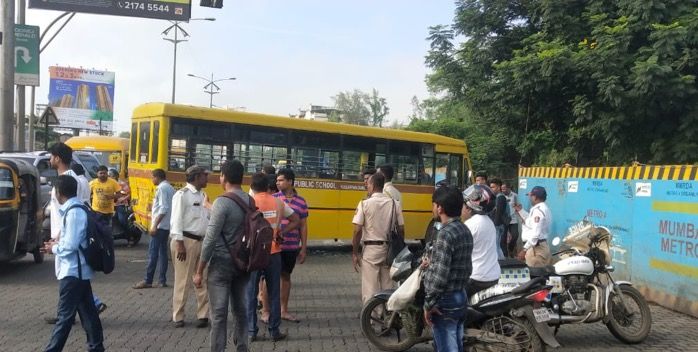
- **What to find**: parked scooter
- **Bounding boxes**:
[360,247,560,351]
[529,219,652,344]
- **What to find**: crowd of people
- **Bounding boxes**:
[40,141,553,352]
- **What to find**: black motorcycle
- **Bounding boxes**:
[360,248,560,351]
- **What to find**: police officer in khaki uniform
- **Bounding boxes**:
[170,165,211,328]
[515,186,553,267]
[351,173,405,304]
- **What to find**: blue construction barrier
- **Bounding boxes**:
[519,165,698,317]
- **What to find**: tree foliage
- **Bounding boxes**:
[331,89,389,126]
[411,0,698,175]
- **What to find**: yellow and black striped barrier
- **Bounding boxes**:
[519,165,698,180]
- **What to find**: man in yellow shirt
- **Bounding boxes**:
[89,165,121,225]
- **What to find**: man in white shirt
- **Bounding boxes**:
[170,165,211,328]
[377,164,402,206]
[461,185,500,295]
[515,186,552,267]
[70,164,91,205]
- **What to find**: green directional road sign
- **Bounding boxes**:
[14,25,40,86]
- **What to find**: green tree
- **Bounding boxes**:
[332,90,370,125]
[422,0,698,173]
[331,89,390,126]
[365,89,390,127]
[118,131,130,139]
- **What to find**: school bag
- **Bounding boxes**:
[219,192,274,273]
[62,204,116,274]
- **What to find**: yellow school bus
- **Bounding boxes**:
[65,136,130,179]
[128,103,473,240]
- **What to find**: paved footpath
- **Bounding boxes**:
[1,241,696,351]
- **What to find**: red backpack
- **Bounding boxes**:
[219,192,274,273]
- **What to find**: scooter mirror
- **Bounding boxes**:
[552,237,561,246]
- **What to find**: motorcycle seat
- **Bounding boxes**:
[510,276,547,295]
[528,265,556,278]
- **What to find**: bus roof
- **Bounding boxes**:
[132,103,468,149]
[65,136,129,151]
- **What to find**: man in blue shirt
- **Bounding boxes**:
[43,175,104,352]
[133,169,176,289]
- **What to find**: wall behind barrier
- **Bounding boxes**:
[519,165,698,317]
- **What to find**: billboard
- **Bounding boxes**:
[48,66,115,131]
[28,0,191,21]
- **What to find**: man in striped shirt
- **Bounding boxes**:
[274,168,309,323]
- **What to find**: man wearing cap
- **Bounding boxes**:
[514,186,552,267]
[170,165,211,328]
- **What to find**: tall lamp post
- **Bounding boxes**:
[162,18,215,104]
[187,73,236,108]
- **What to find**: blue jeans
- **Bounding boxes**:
[431,290,466,352]
[208,256,249,352]
[495,225,505,259]
[45,277,104,352]
[144,229,169,285]
[246,253,282,337]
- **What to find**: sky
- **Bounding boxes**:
[25,1,457,133]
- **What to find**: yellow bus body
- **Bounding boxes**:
[65,136,130,179]
[128,103,472,241]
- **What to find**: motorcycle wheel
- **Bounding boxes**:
[129,229,142,246]
[606,285,652,344]
[360,296,416,352]
[470,315,544,352]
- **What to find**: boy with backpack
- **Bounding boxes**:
[43,175,105,352]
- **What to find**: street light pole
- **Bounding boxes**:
[187,73,236,108]
[0,0,15,151]
[162,18,215,104]
[16,0,26,151]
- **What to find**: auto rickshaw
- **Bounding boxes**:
[0,158,44,263]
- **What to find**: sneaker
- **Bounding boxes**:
[271,332,287,342]
[97,303,108,314]
[132,281,152,289]
[173,320,185,328]
[154,283,168,288]
[248,335,258,344]
[196,318,209,328]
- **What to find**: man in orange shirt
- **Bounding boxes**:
[246,172,300,342]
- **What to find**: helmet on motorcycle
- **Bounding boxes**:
[462,184,496,215]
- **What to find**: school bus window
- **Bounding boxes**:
[291,147,320,178]
[139,122,151,163]
[250,128,286,146]
[169,138,187,171]
[130,123,137,161]
[292,131,335,148]
[195,143,227,172]
[320,150,339,179]
[449,154,462,187]
[421,144,435,185]
[151,121,159,163]
[341,151,365,180]
[392,155,418,184]
[435,153,449,184]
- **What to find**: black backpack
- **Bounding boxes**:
[63,204,115,274]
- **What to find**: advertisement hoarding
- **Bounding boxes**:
[28,0,191,21]
[48,66,115,131]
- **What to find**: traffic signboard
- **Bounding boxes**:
[28,1,192,21]
[14,25,40,86]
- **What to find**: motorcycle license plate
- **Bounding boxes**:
[532,308,551,323]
